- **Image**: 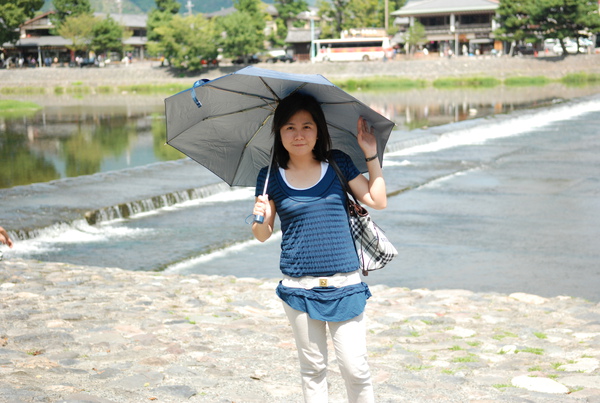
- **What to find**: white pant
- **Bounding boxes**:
[283,302,375,403]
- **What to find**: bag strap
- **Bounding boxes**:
[329,157,359,205]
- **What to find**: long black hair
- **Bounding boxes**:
[271,92,332,169]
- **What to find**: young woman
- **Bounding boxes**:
[252,92,387,403]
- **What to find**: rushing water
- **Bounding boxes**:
[1,86,600,301]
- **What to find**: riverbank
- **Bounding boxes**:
[1,54,600,90]
[1,258,599,402]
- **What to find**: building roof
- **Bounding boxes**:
[392,0,499,16]
[94,13,147,28]
[3,36,72,48]
[285,28,321,43]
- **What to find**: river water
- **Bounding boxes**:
[1,86,599,301]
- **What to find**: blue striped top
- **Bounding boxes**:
[255,150,371,322]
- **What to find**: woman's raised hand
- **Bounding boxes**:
[357,116,377,158]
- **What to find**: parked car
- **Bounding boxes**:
[79,58,98,67]
[232,55,261,65]
[512,44,535,56]
[266,54,295,63]
[553,41,579,55]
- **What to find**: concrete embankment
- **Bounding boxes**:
[1,54,599,88]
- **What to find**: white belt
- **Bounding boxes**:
[282,271,361,289]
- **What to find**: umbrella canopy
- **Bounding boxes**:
[165,66,395,188]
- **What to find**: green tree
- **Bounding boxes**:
[50,0,93,29]
[274,0,309,45]
[275,0,308,26]
[348,0,380,28]
[152,14,219,71]
[0,0,45,45]
[218,0,267,62]
[495,0,600,56]
[57,13,97,55]
[91,15,127,56]
[218,11,265,62]
[405,20,426,54]
[147,0,180,44]
[528,0,600,55]
[317,0,351,38]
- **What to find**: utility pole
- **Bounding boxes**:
[385,0,389,31]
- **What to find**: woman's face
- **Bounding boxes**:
[280,109,318,159]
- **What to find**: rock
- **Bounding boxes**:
[558,358,599,373]
[509,292,548,305]
[560,375,600,389]
[511,375,569,394]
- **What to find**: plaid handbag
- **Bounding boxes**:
[330,159,398,275]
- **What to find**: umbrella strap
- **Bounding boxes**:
[191,79,210,108]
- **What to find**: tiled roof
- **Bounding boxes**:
[285,29,321,43]
[392,0,499,16]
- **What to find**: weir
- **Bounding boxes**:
[7,181,231,242]
[84,182,230,225]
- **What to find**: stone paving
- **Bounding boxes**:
[1,259,599,402]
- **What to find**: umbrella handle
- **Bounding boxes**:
[253,214,265,224]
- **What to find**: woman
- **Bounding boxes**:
[252,92,387,403]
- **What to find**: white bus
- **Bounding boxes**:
[312,37,393,62]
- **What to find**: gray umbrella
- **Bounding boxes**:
[165,66,395,188]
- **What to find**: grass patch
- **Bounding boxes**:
[0,100,42,117]
[96,85,114,94]
[0,86,46,95]
[117,83,190,94]
[66,85,91,95]
[528,366,542,372]
[449,345,463,351]
[452,354,478,363]
[518,347,544,355]
[504,76,551,86]
[492,331,518,341]
[533,332,547,339]
[492,384,513,389]
[561,72,600,86]
[334,76,427,92]
[433,76,500,88]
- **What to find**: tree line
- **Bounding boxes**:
[1,0,599,70]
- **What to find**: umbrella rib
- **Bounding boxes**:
[230,114,274,185]
[202,102,278,122]
[206,85,278,102]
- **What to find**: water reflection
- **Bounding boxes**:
[1,84,599,189]
[356,83,600,130]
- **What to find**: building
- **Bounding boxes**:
[1,11,147,67]
[391,0,500,56]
